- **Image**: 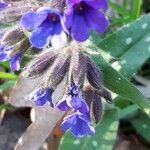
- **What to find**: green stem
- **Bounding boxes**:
[131,0,142,19]
[0,72,18,80]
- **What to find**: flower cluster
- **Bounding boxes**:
[0,44,22,71]
[0,0,111,138]
[63,0,109,41]
[20,0,109,48]
[0,27,31,71]
[25,45,112,137]
[21,7,67,49]
[0,0,108,71]
[0,26,42,71]
[57,83,95,137]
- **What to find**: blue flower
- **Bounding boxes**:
[0,0,7,11]
[61,111,95,137]
[68,82,79,96]
[63,0,109,41]
[27,87,53,107]
[56,83,88,113]
[20,7,67,49]
[0,45,21,71]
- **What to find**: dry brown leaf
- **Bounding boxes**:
[9,74,66,150]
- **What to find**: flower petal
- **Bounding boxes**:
[62,8,74,32]
[35,96,48,106]
[20,11,47,30]
[0,0,7,11]
[0,47,8,61]
[10,53,21,71]
[71,14,89,41]
[85,0,108,10]
[0,44,4,50]
[67,95,82,109]
[51,31,67,50]
[61,113,77,131]
[53,22,62,35]
[36,88,52,106]
[37,7,61,16]
[78,101,89,114]
[71,117,95,137]
[86,8,109,33]
[56,96,70,111]
[27,87,52,106]
[66,0,82,7]
[68,83,79,96]
[29,20,54,48]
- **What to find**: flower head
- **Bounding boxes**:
[0,0,7,11]
[63,0,109,41]
[0,45,21,71]
[56,83,88,113]
[61,111,95,137]
[0,27,31,71]
[21,7,67,49]
[27,87,53,107]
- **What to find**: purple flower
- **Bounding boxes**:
[0,45,21,71]
[61,111,95,137]
[63,0,109,41]
[56,95,88,113]
[20,7,67,49]
[68,82,79,96]
[0,0,7,11]
[27,87,53,107]
[56,83,89,113]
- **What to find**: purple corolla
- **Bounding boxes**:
[63,0,109,41]
[0,45,21,71]
[61,111,95,137]
[21,7,67,49]
[27,87,53,107]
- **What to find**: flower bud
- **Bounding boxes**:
[27,86,53,107]
[92,93,103,124]
[83,85,94,108]
[10,38,30,56]
[86,56,103,90]
[0,37,30,71]
[23,50,58,79]
[0,5,37,23]
[83,85,103,124]
[1,27,25,46]
[99,88,113,104]
[47,53,70,88]
[69,50,86,87]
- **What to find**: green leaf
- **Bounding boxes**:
[0,23,12,28]
[97,14,150,58]
[0,80,15,92]
[0,62,9,69]
[90,14,150,79]
[0,72,18,80]
[85,48,150,115]
[119,104,139,119]
[119,32,150,78]
[109,2,129,17]
[60,109,119,150]
[131,0,142,19]
[0,104,12,110]
[130,111,150,142]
